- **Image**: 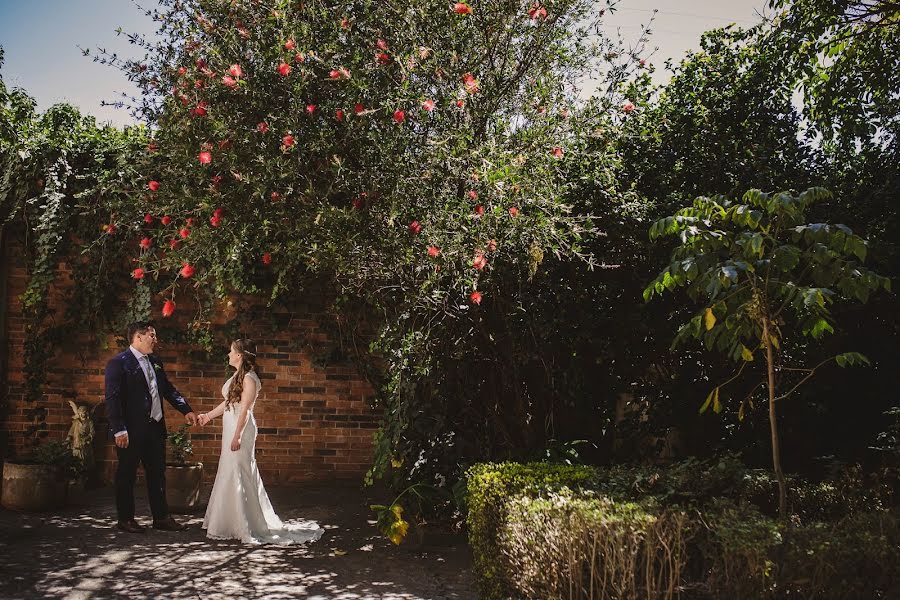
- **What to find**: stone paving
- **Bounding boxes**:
[0,483,477,600]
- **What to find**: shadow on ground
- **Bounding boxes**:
[0,483,476,600]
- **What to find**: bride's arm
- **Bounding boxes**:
[230,376,257,451]
[201,399,227,423]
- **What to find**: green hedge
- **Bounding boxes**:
[466,462,599,599]
[466,459,899,599]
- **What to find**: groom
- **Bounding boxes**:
[104,320,197,533]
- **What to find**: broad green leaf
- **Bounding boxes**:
[741,345,754,361]
[704,307,716,331]
[835,352,870,368]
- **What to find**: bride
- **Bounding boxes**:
[197,338,323,544]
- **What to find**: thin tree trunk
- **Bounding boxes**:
[763,317,787,520]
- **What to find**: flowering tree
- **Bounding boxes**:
[85,0,642,492]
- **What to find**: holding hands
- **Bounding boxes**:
[198,413,211,426]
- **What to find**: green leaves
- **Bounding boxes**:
[647,187,887,370]
[835,352,870,368]
[700,386,722,414]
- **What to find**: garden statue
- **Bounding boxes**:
[66,401,96,470]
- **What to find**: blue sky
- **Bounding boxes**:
[0,0,767,128]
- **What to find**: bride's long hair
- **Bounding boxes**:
[226,338,259,412]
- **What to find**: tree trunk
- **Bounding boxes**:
[763,317,787,520]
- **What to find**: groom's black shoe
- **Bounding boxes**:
[152,516,188,531]
[117,519,146,534]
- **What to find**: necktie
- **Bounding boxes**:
[144,356,163,421]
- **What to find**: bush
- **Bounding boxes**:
[779,511,900,599]
[465,462,598,599]
[467,459,899,599]
[501,490,690,600]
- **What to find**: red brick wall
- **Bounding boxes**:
[1,240,379,485]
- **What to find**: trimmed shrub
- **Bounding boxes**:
[779,511,900,599]
[467,459,899,599]
[466,462,599,599]
[501,490,690,599]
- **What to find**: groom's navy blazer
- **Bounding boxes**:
[104,349,192,440]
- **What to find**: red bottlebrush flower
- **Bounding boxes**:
[282,134,295,147]
[229,64,242,77]
[162,299,176,317]
[377,38,389,50]
[210,214,222,227]
[508,206,519,217]
[277,62,292,76]
[213,207,225,218]
[192,101,209,117]
[376,52,391,65]
[354,103,365,115]
[409,220,421,234]
[422,99,435,112]
[257,121,270,133]
[351,197,363,210]
[132,267,145,280]
[473,251,487,270]
[169,239,180,250]
[622,100,635,113]
[335,109,345,121]
[179,263,195,278]
[177,66,187,76]
[140,237,152,249]
[186,217,195,227]
[393,109,406,123]
[474,204,485,216]
[427,245,440,257]
[270,191,282,201]
[456,99,465,108]
[284,39,296,51]
[295,52,305,64]
[179,227,191,239]
[528,4,548,20]
[161,215,172,226]
[462,73,480,94]
[222,75,237,88]
[552,146,564,158]
[198,151,213,164]
[341,17,351,29]
[196,58,206,69]
[211,175,223,187]
[468,189,478,200]
[306,104,316,114]
[144,213,154,224]
[262,252,272,265]
[470,290,482,305]
[454,2,473,15]
[487,239,497,252]
[147,142,158,153]
[148,180,160,192]
[329,69,341,80]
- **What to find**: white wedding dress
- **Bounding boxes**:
[202,370,323,544]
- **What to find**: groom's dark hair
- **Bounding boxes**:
[127,320,156,342]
